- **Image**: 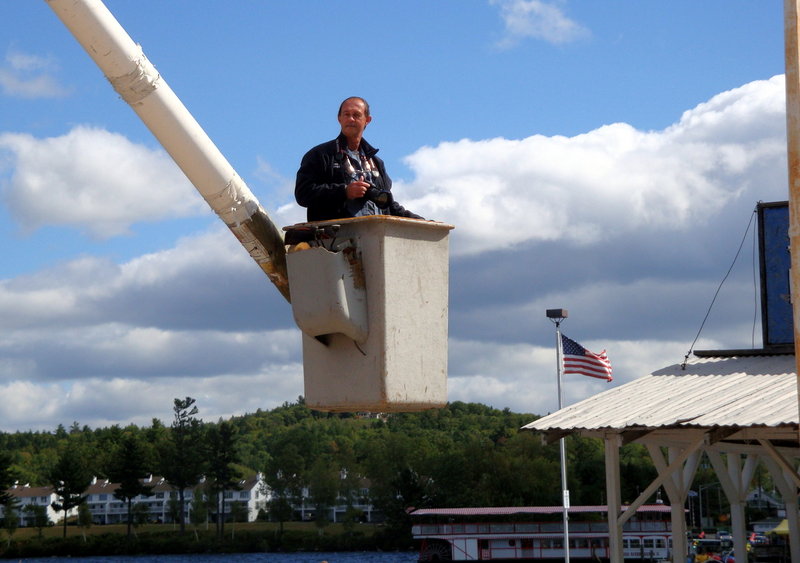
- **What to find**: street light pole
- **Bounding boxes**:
[699,487,704,532]
[687,490,697,531]
[697,482,721,532]
[547,308,569,563]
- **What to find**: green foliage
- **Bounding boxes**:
[158,397,205,535]
[0,396,663,551]
[165,495,181,527]
[77,502,92,541]
[620,443,658,504]
[0,526,377,558]
[0,451,16,507]
[205,420,242,539]
[108,433,155,537]
[189,490,208,529]
[265,442,305,534]
[230,501,248,523]
[3,500,19,545]
[48,440,93,538]
[307,456,338,532]
[132,502,150,527]
[23,504,49,538]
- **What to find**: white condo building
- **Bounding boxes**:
[1,474,268,526]
[2,472,384,526]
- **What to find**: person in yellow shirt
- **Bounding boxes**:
[695,548,712,562]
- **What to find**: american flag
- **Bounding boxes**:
[561,334,613,381]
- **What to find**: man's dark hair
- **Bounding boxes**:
[338,96,370,117]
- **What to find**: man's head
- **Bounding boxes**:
[338,97,372,148]
[338,96,370,118]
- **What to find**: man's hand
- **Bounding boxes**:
[345,180,370,199]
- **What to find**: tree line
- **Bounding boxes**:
[0,398,662,544]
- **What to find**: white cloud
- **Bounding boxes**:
[0,380,65,425]
[490,0,589,48]
[399,76,787,256]
[0,371,304,432]
[0,226,293,331]
[0,226,303,431]
[0,50,70,99]
[0,126,209,238]
[448,336,714,415]
[0,75,788,430]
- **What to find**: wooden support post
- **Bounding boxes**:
[706,451,756,562]
[603,433,623,563]
[762,454,800,562]
[784,0,800,437]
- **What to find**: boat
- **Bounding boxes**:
[410,504,673,561]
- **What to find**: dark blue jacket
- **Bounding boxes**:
[295,133,422,221]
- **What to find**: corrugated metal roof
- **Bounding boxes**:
[410,505,671,517]
[522,354,798,434]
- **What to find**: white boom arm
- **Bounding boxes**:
[46,0,290,301]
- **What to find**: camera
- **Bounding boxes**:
[364,183,393,209]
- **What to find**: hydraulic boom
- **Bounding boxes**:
[45,0,290,301]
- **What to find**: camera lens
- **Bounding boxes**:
[373,191,390,207]
[365,185,392,209]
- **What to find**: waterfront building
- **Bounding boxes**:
[2,473,268,526]
[83,473,267,524]
[2,472,383,526]
[1,483,69,526]
[294,477,381,523]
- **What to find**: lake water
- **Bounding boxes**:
[15,552,418,563]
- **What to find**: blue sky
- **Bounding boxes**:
[0,0,789,430]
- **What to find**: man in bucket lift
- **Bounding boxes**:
[295,97,423,222]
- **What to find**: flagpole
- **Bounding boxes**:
[546,308,570,563]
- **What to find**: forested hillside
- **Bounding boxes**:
[0,398,658,531]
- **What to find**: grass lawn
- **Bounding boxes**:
[6,520,379,541]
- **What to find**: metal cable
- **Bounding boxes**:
[681,206,758,369]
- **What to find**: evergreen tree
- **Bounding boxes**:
[108,433,154,537]
[159,397,205,535]
[308,456,338,535]
[23,503,49,538]
[205,421,242,538]
[3,499,19,547]
[189,486,209,538]
[339,466,364,534]
[48,444,93,538]
[132,502,150,528]
[265,443,305,536]
[229,501,248,537]
[0,451,16,508]
[166,495,182,528]
[377,466,434,541]
[77,502,92,541]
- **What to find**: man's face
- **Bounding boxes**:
[338,99,372,141]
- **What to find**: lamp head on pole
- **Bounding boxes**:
[546,309,568,325]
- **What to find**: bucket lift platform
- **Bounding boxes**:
[285,216,454,412]
[46,0,455,414]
